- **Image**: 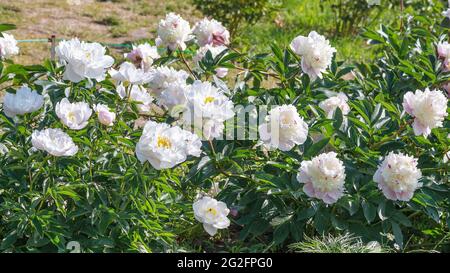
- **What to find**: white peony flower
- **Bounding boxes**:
[135,120,202,170]
[0,33,19,59]
[3,86,44,118]
[158,81,189,116]
[182,80,235,140]
[31,128,78,157]
[93,104,116,126]
[155,13,192,51]
[55,38,114,83]
[437,41,450,71]
[117,84,154,114]
[125,43,160,71]
[55,98,92,130]
[319,93,350,118]
[193,196,230,236]
[402,88,448,137]
[290,31,336,80]
[193,18,230,47]
[297,152,346,204]
[109,62,152,86]
[193,45,229,78]
[148,66,189,96]
[373,152,422,201]
[258,105,309,151]
[130,86,154,115]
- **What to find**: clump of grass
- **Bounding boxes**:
[288,233,388,253]
[0,3,21,13]
[96,0,124,3]
[111,25,128,37]
[96,15,121,26]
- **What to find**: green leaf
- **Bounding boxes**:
[249,219,270,236]
[362,200,376,223]
[297,207,317,221]
[273,223,290,245]
[303,137,330,158]
[0,231,17,250]
[0,24,16,33]
[333,107,343,130]
[391,222,403,249]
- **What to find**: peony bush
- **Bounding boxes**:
[0,5,449,253]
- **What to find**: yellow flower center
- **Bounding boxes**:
[157,136,172,149]
[67,111,76,122]
[204,96,215,104]
[206,207,217,216]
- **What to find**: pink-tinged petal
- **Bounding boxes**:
[379,182,397,200]
[373,169,383,184]
[314,189,326,200]
[402,92,415,116]
[397,190,414,201]
[303,182,316,198]
[322,194,337,205]
[443,59,450,72]
[301,59,318,80]
[327,188,343,201]
[412,119,431,137]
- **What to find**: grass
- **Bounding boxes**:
[236,0,404,63]
[1,0,406,65]
[0,0,200,65]
[288,233,389,253]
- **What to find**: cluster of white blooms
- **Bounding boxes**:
[4,11,449,239]
[319,93,350,118]
[182,80,235,140]
[155,13,192,51]
[193,44,229,78]
[147,66,189,96]
[437,41,450,71]
[135,120,202,170]
[31,128,78,157]
[125,43,160,71]
[297,152,346,204]
[2,86,44,118]
[110,45,160,116]
[109,61,152,86]
[402,88,448,137]
[93,104,116,126]
[127,85,155,115]
[258,105,308,151]
[193,18,230,47]
[0,33,19,59]
[373,152,422,201]
[55,98,92,130]
[158,81,189,116]
[55,38,114,83]
[193,196,230,236]
[290,31,336,80]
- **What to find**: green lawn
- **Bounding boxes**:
[236,0,405,63]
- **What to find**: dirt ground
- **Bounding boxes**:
[0,0,200,65]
